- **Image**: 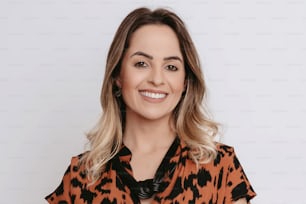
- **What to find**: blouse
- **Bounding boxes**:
[46,138,256,203]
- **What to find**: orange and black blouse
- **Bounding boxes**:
[46,138,256,203]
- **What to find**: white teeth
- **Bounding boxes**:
[140,91,166,99]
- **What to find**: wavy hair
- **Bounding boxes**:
[81,7,219,183]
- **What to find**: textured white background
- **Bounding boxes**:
[1,0,306,203]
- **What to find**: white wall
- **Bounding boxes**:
[1,1,306,203]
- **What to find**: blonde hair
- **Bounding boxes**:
[81,7,219,183]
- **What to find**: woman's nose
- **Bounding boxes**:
[148,67,165,86]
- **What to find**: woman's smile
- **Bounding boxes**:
[139,90,168,102]
[117,24,185,121]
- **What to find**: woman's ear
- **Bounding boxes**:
[114,77,123,98]
[184,79,188,91]
[115,77,122,88]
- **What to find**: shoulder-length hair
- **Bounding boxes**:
[82,7,219,183]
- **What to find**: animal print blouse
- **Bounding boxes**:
[46,138,256,203]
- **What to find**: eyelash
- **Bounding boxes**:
[134,61,148,68]
[134,61,179,71]
[166,65,178,71]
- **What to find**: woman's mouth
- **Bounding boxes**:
[139,91,167,99]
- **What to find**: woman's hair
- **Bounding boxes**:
[81,7,219,183]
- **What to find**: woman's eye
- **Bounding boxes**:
[134,61,147,68]
[166,65,178,71]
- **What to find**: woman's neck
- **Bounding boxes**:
[123,114,176,153]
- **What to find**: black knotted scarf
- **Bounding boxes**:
[112,137,180,203]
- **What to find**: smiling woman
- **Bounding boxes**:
[117,24,186,122]
[45,7,256,204]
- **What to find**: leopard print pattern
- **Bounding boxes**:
[46,141,256,204]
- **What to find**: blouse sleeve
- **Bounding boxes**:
[45,164,72,204]
[225,147,256,202]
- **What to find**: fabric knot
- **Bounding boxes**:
[112,137,180,202]
[138,179,154,199]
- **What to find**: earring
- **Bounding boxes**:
[115,88,122,97]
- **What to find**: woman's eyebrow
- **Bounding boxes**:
[131,51,183,63]
[130,51,153,59]
[163,56,183,63]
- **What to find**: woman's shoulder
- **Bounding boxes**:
[70,152,86,163]
[71,152,86,160]
[215,142,235,155]
[68,152,89,174]
[209,142,237,167]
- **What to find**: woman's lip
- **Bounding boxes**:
[139,90,168,100]
[138,89,168,94]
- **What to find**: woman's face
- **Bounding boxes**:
[117,24,185,122]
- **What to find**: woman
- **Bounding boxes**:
[46,7,256,204]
